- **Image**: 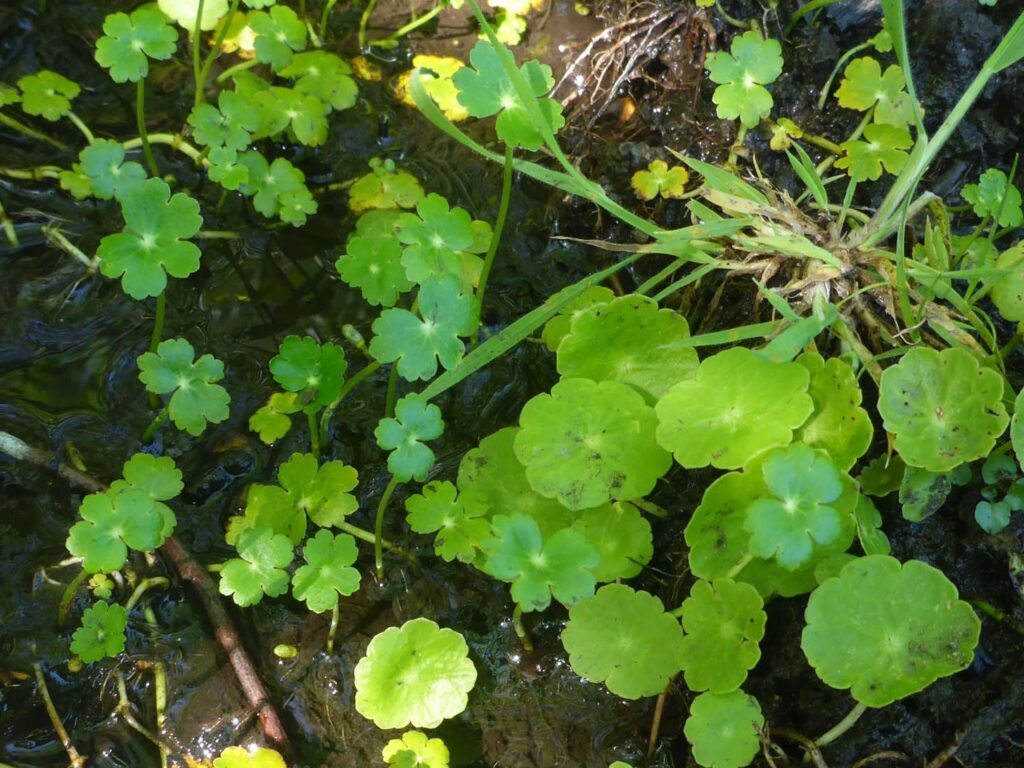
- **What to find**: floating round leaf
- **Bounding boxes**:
[291,529,361,613]
[354,618,477,729]
[137,338,231,436]
[562,584,685,699]
[801,555,981,707]
[878,347,1008,472]
[514,378,670,510]
[71,602,127,663]
[683,691,764,768]
[655,347,812,470]
[679,579,766,694]
[557,294,698,400]
[570,501,652,582]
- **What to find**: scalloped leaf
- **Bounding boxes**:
[291,529,361,612]
[655,347,813,470]
[570,501,652,582]
[705,31,783,128]
[405,481,491,563]
[679,579,766,694]
[562,584,685,699]
[137,338,230,436]
[802,555,981,707]
[684,691,764,768]
[71,602,127,663]
[557,294,698,401]
[354,618,477,729]
[269,335,346,414]
[219,527,294,607]
[514,377,671,510]
[878,347,1008,472]
[375,395,445,482]
[794,352,872,470]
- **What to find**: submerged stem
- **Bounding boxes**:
[370,0,445,46]
[33,663,86,767]
[65,111,94,144]
[136,79,160,177]
[473,145,514,347]
[326,599,340,654]
[319,360,382,446]
[57,567,89,625]
[196,0,241,105]
[125,576,170,613]
[374,476,400,578]
[0,111,69,149]
[511,604,533,651]
[142,405,170,443]
[815,701,868,747]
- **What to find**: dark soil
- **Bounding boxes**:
[2,0,1024,766]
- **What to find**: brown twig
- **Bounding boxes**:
[647,681,671,759]
[924,739,961,768]
[0,430,289,749]
[771,727,830,768]
[851,751,910,768]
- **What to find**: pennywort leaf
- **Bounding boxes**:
[705,31,783,128]
[78,139,146,201]
[684,691,764,768]
[219,527,294,607]
[962,168,1023,227]
[269,335,346,413]
[95,7,178,83]
[17,70,79,121]
[249,5,307,70]
[137,338,231,436]
[71,602,128,663]
[375,395,445,482]
[405,481,491,563]
[291,529,361,612]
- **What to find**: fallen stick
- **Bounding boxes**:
[0,430,289,749]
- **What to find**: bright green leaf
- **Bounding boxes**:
[269,335,346,413]
[514,377,671,510]
[482,514,598,611]
[137,338,230,435]
[375,395,444,482]
[631,160,690,201]
[278,451,359,528]
[291,529,361,612]
[249,5,307,70]
[562,584,685,699]
[97,178,203,299]
[802,555,981,707]
[837,123,913,182]
[337,235,413,307]
[79,139,146,201]
[382,732,450,768]
[540,285,614,352]
[278,51,357,111]
[349,158,425,213]
[249,392,301,444]
[684,691,764,768]
[962,168,1023,227]
[794,352,872,470]
[67,488,166,573]
[219,527,294,607]
[17,70,79,121]
[158,0,229,30]
[238,151,317,224]
[705,31,783,128]
[354,618,477,729]
[95,8,178,83]
[834,56,914,126]
[71,602,127,663]
[212,747,287,768]
[405,481,491,563]
[570,501,652,582]
[397,193,475,285]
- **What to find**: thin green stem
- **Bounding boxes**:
[57,567,89,625]
[192,0,206,91]
[727,125,748,168]
[0,197,15,247]
[715,0,751,29]
[149,291,167,355]
[319,360,382,445]
[0,165,62,181]
[125,576,170,613]
[42,225,95,270]
[473,145,514,347]
[142,405,170,443]
[384,364,399,418]
[33,664,85,768]
[785,0,839,36]
[374,476,400,578]
[142,605,169,768]
[196,0,242,105]
[359,0,380,49]
[818,40,873,109]
[971,598,1024,636]
[307,411,320,460]
[815,701,868,747]
[136,79,160,177]
[195,229,241,239]
[370,1,445,46]
[319,0,339,39]
[637,256,692,295]
[216,58,259,83]
[64,111,94,144]
[326,599,340,654]
[124,133,205,164]
[511,604,533,651]
[0,110,68,149]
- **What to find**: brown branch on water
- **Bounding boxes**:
[0,430,289,749]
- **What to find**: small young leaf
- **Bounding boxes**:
[212,747,287,768]
[375,395,445,482]
[138,338,231,436]
[187,102,252,153]
[562,584,685,699]
[79,139,146,201]
[397,194,476,285]
[219,527,294,607]
[269,335,346,413]
[251,86,328,146]
[679,579,766,694]
[278,51,357,111]
[743,445,846,571]
[238,151,317,224]
[291,529,361,612]
[348,158,425,213]
[382,731,449,768]
[834,56,913,126]
[962,168,1023,227]
[17,70,79,121]
[854,496,891,555]
[705,31,783,128]
[514,377,671,510]
[631,160,690,201]
[95,7,178,83]
[836,123,913,182]
[369,276,474,381]
[405,481,491,563]
[249,6,307,70]
[71,602,128,663]
[482,514,598,611]
[975,500,1012,534]
[97,178,203,299]
[249,392,301,444]
[684,691,764,768]
[858,454,906,497]
[354,618,477,729]
[452,40,565,150]
[337,235,414,307]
